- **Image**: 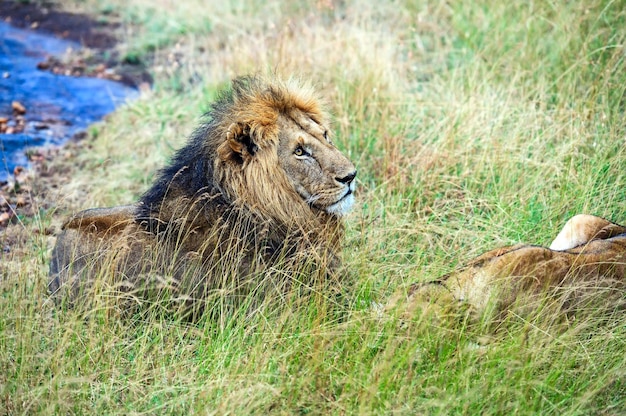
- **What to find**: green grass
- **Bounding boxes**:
[1,0,626,414]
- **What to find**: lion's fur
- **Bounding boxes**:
[49,75,357,312]
[406,215,626,320]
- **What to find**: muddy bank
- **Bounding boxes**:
[0,1,152,87]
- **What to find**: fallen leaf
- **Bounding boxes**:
[11,101,26,115]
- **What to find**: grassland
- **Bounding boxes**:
[1,0,625,414]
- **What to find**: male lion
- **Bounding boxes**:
[49,75,357,313]
[406,214,626,320]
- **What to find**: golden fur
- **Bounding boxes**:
[49,75,357,311]
[406,214,626,319]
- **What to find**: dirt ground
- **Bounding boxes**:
[0,1,151,87]
[0,1,118,48]
[0,1,149,254]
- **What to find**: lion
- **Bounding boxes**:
[49,75,357,314]
[404,214,626,321]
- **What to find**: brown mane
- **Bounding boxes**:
[135,75,340,251]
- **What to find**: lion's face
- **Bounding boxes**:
[276,111,357,216]
[212,76,357,223]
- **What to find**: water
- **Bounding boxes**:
[0,21,138,181]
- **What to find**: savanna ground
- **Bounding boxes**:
[1,0,625,414]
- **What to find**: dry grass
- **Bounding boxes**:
[1,0,625,414]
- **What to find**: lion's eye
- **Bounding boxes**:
[294,146,308,157]
[323,130,333,145]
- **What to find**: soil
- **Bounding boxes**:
[0,1,152,87]
[0,1,150,238]
[0,1,118,48]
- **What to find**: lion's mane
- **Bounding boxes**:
[137,75,339,246]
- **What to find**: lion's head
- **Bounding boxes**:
[137,75,356,236]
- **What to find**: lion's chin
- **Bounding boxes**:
[325,192,355,217]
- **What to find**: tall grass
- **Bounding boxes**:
[1,0,625,413]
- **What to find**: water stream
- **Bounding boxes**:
[0,21,138,181]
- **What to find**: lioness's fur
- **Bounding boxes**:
[407,214,626,319]
[49,75,357,312]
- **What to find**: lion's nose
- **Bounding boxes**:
[336,170,357,185]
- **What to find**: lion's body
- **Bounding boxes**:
[49,76,357,310]
[409,215,626,318]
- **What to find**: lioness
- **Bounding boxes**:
[49,75,357,312]
[407,214,626,319]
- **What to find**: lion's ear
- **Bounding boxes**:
[219,122,259,163]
